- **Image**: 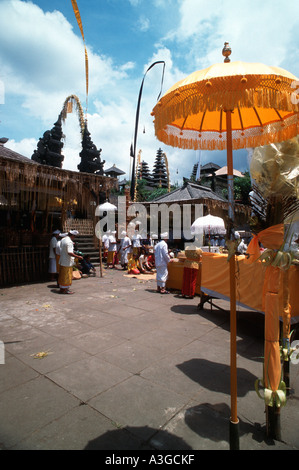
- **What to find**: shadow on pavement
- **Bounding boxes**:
[84,426,193,450]
[184,402,274,447]
[176,358,258,397]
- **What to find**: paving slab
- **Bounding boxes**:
[0,267,298,451]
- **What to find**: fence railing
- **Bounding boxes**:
[0,247,48,287]
[63,218,94,235]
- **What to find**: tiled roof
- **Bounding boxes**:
[0,144,37,165]
[149,181,226,204]
[200,162,221,171]
[104,165,125,175]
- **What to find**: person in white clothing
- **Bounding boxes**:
[234,231,247,255]
[54,232,67,284]
[107,230,117,268]
[237,238,248,255]
[102,231,110,263]
[120,231,132,270]
[132,229,142,256]
[58,230,82,294]
[154,232,170,294]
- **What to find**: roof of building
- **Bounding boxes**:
[200,162,221,172]
[0,142,37,165]
[104,164,126,176]
[147,181,227,204]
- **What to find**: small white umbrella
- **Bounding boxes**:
[95,201,117,215]
[191,214,226,237]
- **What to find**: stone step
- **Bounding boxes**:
[74,235,102,266]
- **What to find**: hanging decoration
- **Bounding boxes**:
[162,152,171,193]
[71,0,89,117]
[134,150,142,202]
[130,61,166,201]
[61,94,86,137]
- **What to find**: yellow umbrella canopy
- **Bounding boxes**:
[152,60,299,151]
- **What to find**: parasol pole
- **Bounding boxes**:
[99,236,103,278]
[226,108,240,450]
[282,267,291,395]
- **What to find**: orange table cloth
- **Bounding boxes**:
[167,253,299,322]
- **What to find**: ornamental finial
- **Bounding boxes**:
[222,42,232,63]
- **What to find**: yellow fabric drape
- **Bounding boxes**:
[71,0,85,39]
[244,224,284,264]
[71,0,89,108]
[264,267,282,393]
[246,225,286,402]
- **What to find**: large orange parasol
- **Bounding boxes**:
[153,47,299,153]
[151,43,299,448]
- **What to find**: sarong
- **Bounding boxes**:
[58,266,73,289]
[107,251,115,264]
[182,267,198,297]
[121,249,130,265]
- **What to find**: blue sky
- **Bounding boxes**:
[0,0,298,185]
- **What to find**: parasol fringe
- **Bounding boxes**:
[153,77,299,139]
[156,122,299,151]
[154,76,299,119]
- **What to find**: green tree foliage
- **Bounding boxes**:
[135,179,170,202]
[146,187,169,201]
[234,171,251,204]
[222,171,251,205]
[135,179,151,201]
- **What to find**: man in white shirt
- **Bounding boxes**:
[55,232,67,285]
[237,238,248,255]
[154,232,170,294]
[132,228,142,256]
[120,230,132,270]
[49,230,60,281]
[107,230,117,268]
[58,230,82,294]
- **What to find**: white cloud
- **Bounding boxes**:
[8,137,38,158]
[137,15,150,32]
[0,0,139,176]
[128,0,140,6]
[2,0,296,189]
[169,0,299,73]
[0,1,131,120]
